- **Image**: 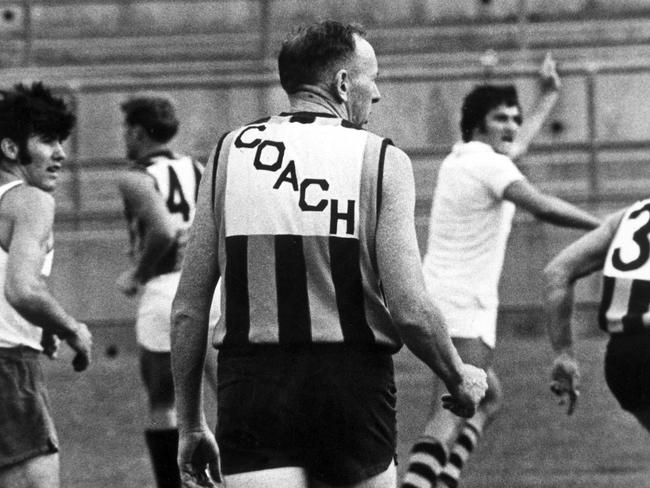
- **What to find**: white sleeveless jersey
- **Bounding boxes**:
[0,180,53,350]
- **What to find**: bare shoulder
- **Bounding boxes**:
[382,144,413,182]
[4,184,55,219]
[117,170,158,205]
[380,144,415,202]
[384,143,411,166]
[117,169,153,192]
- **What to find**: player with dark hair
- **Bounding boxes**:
[544,200,650,429]
[171,20,487,488]
[402,55,601,488]
[0,82,92,488]
[460,84,521,143]
[116,95,217,488]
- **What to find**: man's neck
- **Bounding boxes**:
[288,85,347,119]
[0,165,25,186]
[134,146,172,163]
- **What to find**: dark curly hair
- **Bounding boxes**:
[0,82,75,163]
[278,20,366,95]
[121,96,179,143]
[460,84,521,142]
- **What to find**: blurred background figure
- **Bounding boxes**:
[0,82,92,488]
[116,95,217,488]
[401,54,601,488]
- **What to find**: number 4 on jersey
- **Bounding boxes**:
[167,166,190,221]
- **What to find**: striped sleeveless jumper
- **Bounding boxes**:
[600,198,650,334]
[210,112,400,352]
[123,150,202,277]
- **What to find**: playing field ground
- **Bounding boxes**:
[44,325,650,487]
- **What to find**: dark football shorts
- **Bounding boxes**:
[604,332,650,412]
[0,346,59,469]
[216,344,397,486]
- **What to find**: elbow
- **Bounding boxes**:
[391,306,432,341]
[5,280,39,314]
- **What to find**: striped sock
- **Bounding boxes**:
[401,436,447,488]
[438,422,481,488]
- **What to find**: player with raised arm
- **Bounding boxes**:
[402,54,601,488]
[116,95,217,488]
[545,200,650,430]
[171,20,487,488]
[0,82,92,488]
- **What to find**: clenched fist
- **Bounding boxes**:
[442,364,488,418]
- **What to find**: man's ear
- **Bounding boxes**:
[0,138,19,161]
[333,69,349,103]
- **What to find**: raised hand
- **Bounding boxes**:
[539,52,561,92]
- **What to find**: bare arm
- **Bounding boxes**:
[5,186,92,369]
[543,213,619,355]
[171,152,220,430]
[542,211,619,414]
[118,172,176,284]
[377,145,473,393]
[504,179,600,230]
[170,148,223,484]
[509,53,560,162]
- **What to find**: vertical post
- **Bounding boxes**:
[516,0,528,52]
[585,66,599,201]
[258,0,271,61]
[257,0,272,118]
[21,0,32,66]
[61,86,82,231]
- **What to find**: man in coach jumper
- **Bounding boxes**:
[170,20,487,488]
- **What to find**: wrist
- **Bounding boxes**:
[443,361,465,393]
[61,321,81,341]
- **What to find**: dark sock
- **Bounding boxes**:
[145,428,181,488]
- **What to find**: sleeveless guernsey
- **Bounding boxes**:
[210,112,399,351]
[124,150,202,277]
[0,180,53,350]
[600,198,650,334]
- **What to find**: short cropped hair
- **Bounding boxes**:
[278,20,366,95]
[121,96,179,143]
[0,82,75,161]
[460,84,521,142]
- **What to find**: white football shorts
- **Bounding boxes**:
[432,293,498,349]
[136,273,221,352]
